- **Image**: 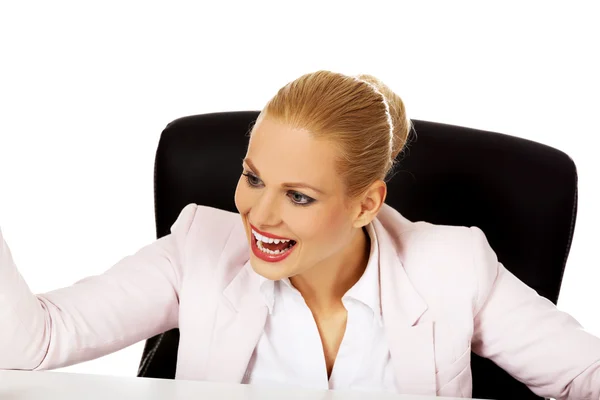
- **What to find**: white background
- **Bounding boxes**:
[0,1,598,377]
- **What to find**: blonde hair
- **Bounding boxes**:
[258,70,412,199]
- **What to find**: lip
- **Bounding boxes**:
[248,223,297,263]
[249,224,293,241]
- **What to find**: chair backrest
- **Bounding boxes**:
[139,111,578,399]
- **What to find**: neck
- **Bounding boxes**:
[289,226,371,314]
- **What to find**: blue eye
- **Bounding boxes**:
[242,172,262,187]
[288,191,314,206]
[242,171,316,207]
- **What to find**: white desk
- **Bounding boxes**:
[0,370,474,399]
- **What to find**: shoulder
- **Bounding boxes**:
[376,204,500,315]
[171,202,242,239]
[170,203,244,251]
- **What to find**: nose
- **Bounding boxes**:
[251,190,282,228]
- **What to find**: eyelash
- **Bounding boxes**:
[242,172,316,207]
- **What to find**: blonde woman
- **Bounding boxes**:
[1,71,599,398]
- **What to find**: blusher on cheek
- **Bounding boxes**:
[301,207,345,247]
[323,207,353,252]
[323,206,346,231]
[285,212,313,240]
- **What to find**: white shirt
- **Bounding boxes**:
[243,223,397,393]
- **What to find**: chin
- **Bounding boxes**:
[245,222,300,280]
[249,257,292,281]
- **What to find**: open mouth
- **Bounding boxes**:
[251,228,297,256]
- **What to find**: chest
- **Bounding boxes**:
[243,289,396,392]
[175,263,475,396]
[312,309,347,377]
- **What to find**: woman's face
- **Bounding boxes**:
[234,117,361,281]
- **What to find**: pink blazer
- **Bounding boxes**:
[1,203,599,398]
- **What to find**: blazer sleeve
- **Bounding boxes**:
[0,203,198,371]
[470,226,600,399]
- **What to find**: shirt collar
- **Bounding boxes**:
[257,275,296,314]
[257,222,381,321]
[258,276,275,314]
[344,222,382,322]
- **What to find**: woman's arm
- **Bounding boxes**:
[470,227,600,399]
[0,203,198,371]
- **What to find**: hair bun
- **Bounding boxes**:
[355,74,411,160]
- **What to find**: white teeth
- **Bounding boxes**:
[256,238,294,256]
[251,229,291,244]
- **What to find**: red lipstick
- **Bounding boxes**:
[249,224,297,263]
[250,224,292,240]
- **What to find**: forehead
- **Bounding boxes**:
[247,118,339,189]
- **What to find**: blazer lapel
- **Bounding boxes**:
[205,260,268,383]
[374,218,436,396]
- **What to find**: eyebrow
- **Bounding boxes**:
[243,158,326,195]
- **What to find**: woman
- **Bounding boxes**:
[1,70,599,398]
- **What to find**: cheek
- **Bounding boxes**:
[234,178,251,214]
[295,206,348,245]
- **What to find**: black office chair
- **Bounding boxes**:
[138,111,578,400]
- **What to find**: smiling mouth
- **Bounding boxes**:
[255,236,297,255]
[249,226,297,256]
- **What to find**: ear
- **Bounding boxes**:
[352,180,387,228]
